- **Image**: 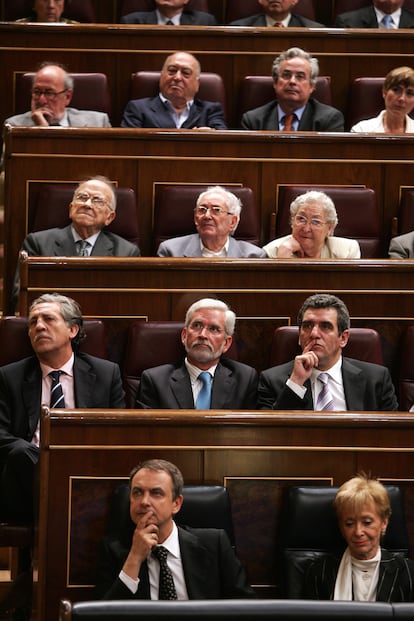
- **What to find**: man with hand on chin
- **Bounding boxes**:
[258,293,398,411]
[95,459,254,599]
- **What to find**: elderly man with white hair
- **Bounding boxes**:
[157,185,265,257]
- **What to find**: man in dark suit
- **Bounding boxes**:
[335,0,414,28]
[0,293,125,521]
[95,458,255,599]
[258,293,398,410]
[121,52,227,129]
[230,0,325,27]
[241,47,344,131]
[5,62,111,127]
[121,0,217,25]
[136,298,259,409]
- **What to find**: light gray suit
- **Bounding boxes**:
[157,233,265,257]
[388,231,414,258]
[5,107,111,127]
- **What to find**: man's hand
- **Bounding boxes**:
[122,511,159,580]
[31,107,57,126]
[289,341,319,386]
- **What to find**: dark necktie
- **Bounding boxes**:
[152,546,177,600]
[195,371,212,409]
[77,240,90,256]
[283,113,295,131]
[166,19,174,25]
[49,370,65,408]
[273,21,285,27]
[316,372,334,411]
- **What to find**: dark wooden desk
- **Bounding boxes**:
[18,256,414,377]
[36,408,414,621]
[1,24,414,127]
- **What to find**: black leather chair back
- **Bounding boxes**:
[280,485,409,598]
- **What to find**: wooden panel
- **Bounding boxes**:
[36,409,414,621]
[4,126,414,312]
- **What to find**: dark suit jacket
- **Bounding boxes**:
[230,12,325,27]
[157,233,265,258]
[95,525,255,599]
[121,9,217,25]
[304,549,414,602]
[388,231,414,258]
[137,358,258,409]
[21,225,140,257]
[0,353,125,467]
[335,6,414,28]
[121,96,227,129]
[257,357,398,411]
[241,99,344,131]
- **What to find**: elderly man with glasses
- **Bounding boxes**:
[156,186,265,257]
[5,62,111,127]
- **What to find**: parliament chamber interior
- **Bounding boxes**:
[2,1,414,619]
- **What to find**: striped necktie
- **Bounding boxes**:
[77,240,90,256]
[49,370,65,408]
[316,373,334,411]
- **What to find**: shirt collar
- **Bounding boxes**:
[374,7,401,25]
[199,236,229,256]
[266,14,290,27]
[311,356,343,386]
[155,520,181,559]
[71,225,100,247]
[277,103,306,123]
[157,11,181,25]
[185,358,218,383]
[159,93,194,111]
[40,352,74,379]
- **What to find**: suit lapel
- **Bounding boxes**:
[182,235,202,257]
[178,527,211,599]
[376,550,400,602]
[341,358,365,411]
[92,231,113,255]
[137,560,151,598]
[211,363,234,408]
[22,360,42,436]
[73,355,96,407]
[54,226,78,256]
[170,365,195,408]
[150,97,176,128]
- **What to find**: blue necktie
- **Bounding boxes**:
[195,371,212,409]
[381,14,393,28]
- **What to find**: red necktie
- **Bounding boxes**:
[283,113,295,131]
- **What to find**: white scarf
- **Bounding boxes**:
[334,547,381,601]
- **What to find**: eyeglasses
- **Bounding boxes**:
[189,321,224,335]
[31,88,68,100]
[294,215,327,229]
[194,206,233,217]
[73,193,109,208]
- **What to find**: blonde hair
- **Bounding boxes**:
[334,474,391,521]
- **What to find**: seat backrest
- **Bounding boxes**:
[398,325,414,411]
[238,76,331,126]
[395,188,414,236]
[335,0,414,19]
[120,0,209,17]
[4,0,96,21]
[129,71,226,117]
[14,72,111,117]
[123,321,238,407]
[280,485,409,598]
[28,183,140,247]
[347,77,384,130]
[226,0,315,23]
[152,185,260,252]
[0,316,106,365]
[273,184,382,258]
[270,326,384,368]
[105,483,235,548]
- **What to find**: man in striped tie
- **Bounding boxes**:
[0,292,125,522]
[258,293,398,411]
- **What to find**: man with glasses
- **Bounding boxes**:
[263,190,360,258]
[12,176,140,307]
[241,47,344,131]
[136,298,258,409]
[257,293,398,411]
[5,62,111,127]
[121,52,226,129]
[157,186,265,257]
[229,0,325,27]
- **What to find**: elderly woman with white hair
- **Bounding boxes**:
[262,190,361,259]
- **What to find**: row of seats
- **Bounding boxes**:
[11,71,400,130]
[2,316,414,409]
[59,482,410,618]
[4,0,414,26]
[21,182,414,258]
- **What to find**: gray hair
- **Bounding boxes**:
[196,185,242,232]
[272,47,319,85]
[29,292,85,349]
[297,294,350,335]
[74,175,117,212]
[129,459,184,500]
[290,190,338,231]
[185,297,236,336]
